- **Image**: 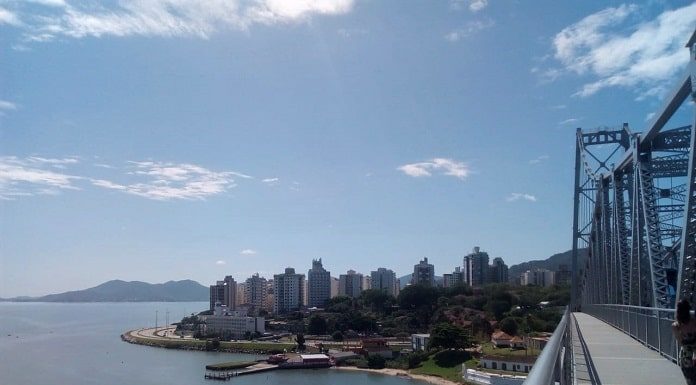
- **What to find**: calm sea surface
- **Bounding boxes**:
[0,302,420,385]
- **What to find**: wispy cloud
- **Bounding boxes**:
[549,104,566,110]
[337,27,367,38]
[550,3,696,98]
[529,155,549,165]
[444,18,493,42]
[645,112,656,121]
[506,193,537,202]
[215,260,226,265]
[92,161,244,201]
[262,177,280,186]
[559,118,580,125]
[0,100,18,111]
[0,156,80,199]
[0,7,20,26]
[2,0,355,43]
[450,0,488,12]
[398,158,470,180]
[240,249,257,255]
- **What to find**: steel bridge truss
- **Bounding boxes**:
[572,32,696,310]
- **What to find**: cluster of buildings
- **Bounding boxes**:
[208,246,512,320]
[441,247,509,288]
[208,258,402,317]
[516,264,570,287]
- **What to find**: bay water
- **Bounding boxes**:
[0,302,418,385]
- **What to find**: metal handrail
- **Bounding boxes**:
[522,307,570,385]
[584,304,679,363]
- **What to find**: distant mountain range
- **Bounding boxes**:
[508,248,588,280]
[1,279,208,302]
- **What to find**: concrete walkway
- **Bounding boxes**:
[573,312,685,385]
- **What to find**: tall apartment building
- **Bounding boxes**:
[307,258,331,308]
[370,267,399,297]
[490,257,509,283]
[209,275,236,311]
[463,247,490,287]
[273,268,305,314]
[521,269,555,287]
[330,277,339,298]
[443,266,465,288]
[244,273,268,311]
[411,257,435,286]
[339,270,364,298]
[555,264,571,285]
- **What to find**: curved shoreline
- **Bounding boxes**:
[120,327,292,354]
[332,366,461,385]
[122,328,462,384]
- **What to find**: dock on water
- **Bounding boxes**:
[204,363,278,380]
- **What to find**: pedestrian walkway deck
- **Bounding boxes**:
[573,312,685,385]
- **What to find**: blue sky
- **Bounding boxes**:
[1,0,695,297]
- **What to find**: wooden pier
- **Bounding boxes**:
[204,363,278,380]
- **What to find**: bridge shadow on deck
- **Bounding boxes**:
[573,312,685,385]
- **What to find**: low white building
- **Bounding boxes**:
[480,355,535,374]
[203,314,265,339]
[411,333,430,351]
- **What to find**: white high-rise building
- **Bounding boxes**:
[273,268,305,314]
[244,273,268,311]
[521,269,555,287]
[370,267,399,297]
[308,258,331,308]
[339,270,364,298]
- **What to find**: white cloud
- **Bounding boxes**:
[0,7,20,26]
[92,161,244,201]
[549,104,566,110]
[469,0,488,12]
[450,0,488,12]
[27,156,79,165]
[3,0,355,42]
[0,156,80,199]
[645,112,656,121]
[398,158,470,180]
[529,155,549,165]
[240,249,257,255]
[445,19,493,42]
[215,260,226,265]
[0,100,17,110]
[506,193,537,202]
[261,177,280,186]
[559,118,580,125]
[551,3,696,98]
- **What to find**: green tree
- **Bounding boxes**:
[499,317,519,336]
[428,323,470,350]
[367,354,386,369]
[295,333,306,351]
[307,314,328,335]
[359,289,394,314]
[332,330,344,341]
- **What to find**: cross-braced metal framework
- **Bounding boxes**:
[572,30,696,310]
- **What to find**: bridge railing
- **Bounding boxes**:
[584,304,678,363]
[522,307,571,385]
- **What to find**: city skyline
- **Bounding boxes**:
[2,1,695,298]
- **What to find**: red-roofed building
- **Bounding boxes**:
[491,331,513,347]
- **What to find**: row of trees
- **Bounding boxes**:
[300,283,568,341]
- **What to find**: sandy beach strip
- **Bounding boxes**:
[332,365,461,385]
